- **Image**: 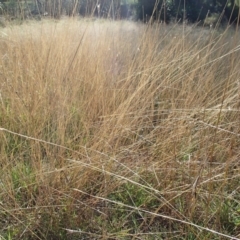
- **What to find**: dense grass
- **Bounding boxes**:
[0,18,240,239]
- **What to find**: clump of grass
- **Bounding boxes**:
[0,18,240,239]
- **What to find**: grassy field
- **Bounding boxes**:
[0,18,240,239]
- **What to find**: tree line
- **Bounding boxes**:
[0,0,129,19]
[0,0,239,24]
[136,0,240,24]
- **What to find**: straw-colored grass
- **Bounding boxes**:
[0,18,240,239]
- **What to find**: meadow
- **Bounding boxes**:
[0,18,239,239]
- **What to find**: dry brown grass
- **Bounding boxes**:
[0,18,240,239]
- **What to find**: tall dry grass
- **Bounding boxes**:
[0,18,240,239]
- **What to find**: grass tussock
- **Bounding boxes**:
[0,18,240,239]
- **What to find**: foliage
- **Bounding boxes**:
[0,0,239,23]
[0,18,240,239]
[135,0,240,24]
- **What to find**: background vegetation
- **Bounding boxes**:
[136,0,240,24]
[0,0,240,24]
[0,17,239,239]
